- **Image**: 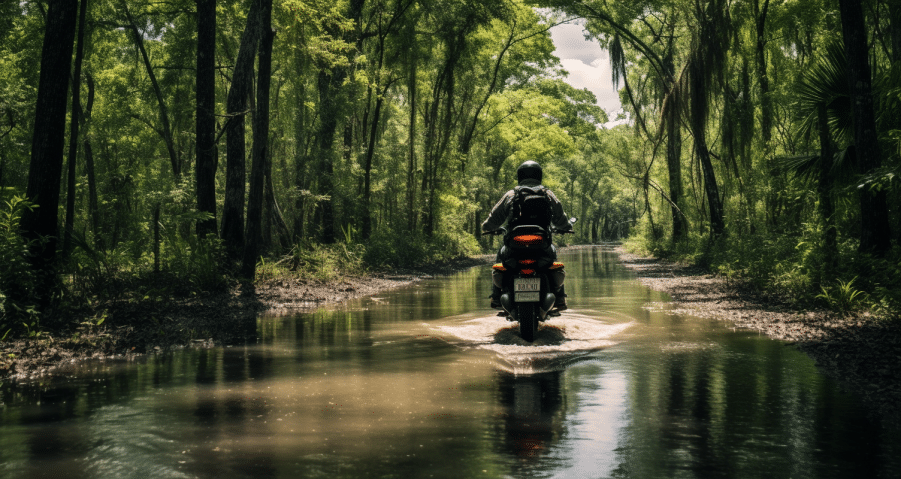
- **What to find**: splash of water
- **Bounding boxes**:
[431,312,633,374]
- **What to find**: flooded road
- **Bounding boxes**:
[2,247,899,478]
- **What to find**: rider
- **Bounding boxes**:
[481,160,573,310]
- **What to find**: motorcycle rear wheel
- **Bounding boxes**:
[517,303,539,342]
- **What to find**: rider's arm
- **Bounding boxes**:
[546,190,572,232]
[481,190,514,232]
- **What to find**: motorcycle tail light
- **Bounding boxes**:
[513,234,543,245]
[518,259,536,265]
[521,268,536,275]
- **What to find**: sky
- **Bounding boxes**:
[548,23,624,126]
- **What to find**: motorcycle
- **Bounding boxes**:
[487,218,576,342]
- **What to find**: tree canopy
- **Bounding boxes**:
[3,0,901,337]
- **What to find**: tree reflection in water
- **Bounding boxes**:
[494,370,566,468]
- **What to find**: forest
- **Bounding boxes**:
[1,0,900,340]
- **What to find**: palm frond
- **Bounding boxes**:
[773,154,820,182]
[796,40,852,144]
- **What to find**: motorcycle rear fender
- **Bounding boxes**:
[506,225,551,252]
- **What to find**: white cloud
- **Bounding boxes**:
[549,23,623,124]
[550,24,607,65]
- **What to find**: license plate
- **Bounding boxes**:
[514,277,540,302]
[515,292,540,302]
[514,277,540,292]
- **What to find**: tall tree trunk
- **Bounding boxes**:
[122,2,180,178]
[666,98,684,241]
[663,33,684,242]
[222,0,260,260]
[79,74,99,246]
[459,25,516,157]
[62,0,88,256]
[153,203,160,273]
[241,0,273,278]
[195,0,217,238]
[291,25,309,243]
[890,0,901,63]
[361,91,384,240]
[314,69,340,244]
[817,104,837,269]
[312,0,363,244]
[84,140,98,240]
[406,39,417,234]
[263,162,274,252]
[754,0,772,146]
[839,0,892,255]
[697,139,724,237]
[21,0,78,272]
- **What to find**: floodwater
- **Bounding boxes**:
[1,247,899,478]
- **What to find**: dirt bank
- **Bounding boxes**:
[615,245,901,427]
[0,256,491,380]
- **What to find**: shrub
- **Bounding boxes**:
[0,196,42,339]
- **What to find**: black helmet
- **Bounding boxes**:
[516,161,542,183]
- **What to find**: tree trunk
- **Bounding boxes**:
[666,105,684,242]
[817,104,837,269]
[262,167,272,252]
[362,87,386,240]
[839,0,892,255]
[222,0,260,260]
[122,2,180,178]
[69,73,101,247]
[754,0,772,146]
[314,69,340,244]
[406,34,417,234]
[21,0,78,271]
[312,0,363,244]
[62,0,88,256]
[891,0,901,63]
[291,25,309,243]
[241,0,273,278]
[195,0,217,238]
[153,203,160,273]
[459,26,516,157]
[697,139,724,237]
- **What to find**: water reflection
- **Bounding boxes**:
[494,371,566,470]
[0,247,899,478]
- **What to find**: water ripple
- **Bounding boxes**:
[431,313,633,374]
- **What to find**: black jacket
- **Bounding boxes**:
[481,179,571,233]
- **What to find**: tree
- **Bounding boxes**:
[222,0,261,260]
[242,0,274,278]
[120,1,182,179]
[195,0,217,238]
[62,0,90,255]
[21,0,78,271]
[838,0,891,255]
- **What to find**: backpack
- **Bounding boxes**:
[508,185,553,229]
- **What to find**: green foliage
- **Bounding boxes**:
[159,234,229,294]
[364,229,480,269]
[290,241,366,281]
[255,241,366,282]
[816,277,866,314]
[9,0,901,334]
[0,196,41,339]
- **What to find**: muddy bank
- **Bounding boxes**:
[614,245,901,427]
[0,256,491,380]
